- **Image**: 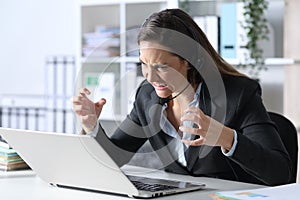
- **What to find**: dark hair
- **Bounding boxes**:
[138,9,245,85]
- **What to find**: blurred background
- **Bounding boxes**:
[0,0,299,179]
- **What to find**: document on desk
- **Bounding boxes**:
[0,170,36,178]
[211,183,300,200]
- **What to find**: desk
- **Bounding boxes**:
[0,165,264,200]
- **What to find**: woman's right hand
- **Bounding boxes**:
[72,88,106,134]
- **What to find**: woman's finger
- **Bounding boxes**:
[80,87,91,95]
[179,126,203,136]
[73,104,95,115]
[182,137,206,146]
[180,112,200,124]
[72,96,85,104]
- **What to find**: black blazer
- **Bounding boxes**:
[95,75,292,186]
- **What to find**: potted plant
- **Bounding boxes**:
[238,0,270,79]
[178,0,269,79]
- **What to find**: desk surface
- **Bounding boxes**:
[0,165,263,200]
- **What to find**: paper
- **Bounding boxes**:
[211,183,300,200]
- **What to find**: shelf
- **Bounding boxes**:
[264,58,295,65]
[81,57,122,64]
[78,0,289,120]
[80,0,120,6]
[125,0,169,4]
[82,56,294,66]
[81,56,140,63]
[226,58,295,66]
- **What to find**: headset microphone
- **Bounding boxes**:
[159,83,190,105]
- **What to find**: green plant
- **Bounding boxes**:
[178,0,190,13]
[178,0,269,79]
[238,0,270,79]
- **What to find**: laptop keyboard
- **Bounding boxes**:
[130,180,179,192]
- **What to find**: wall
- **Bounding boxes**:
[260,66,285,114]
[284,0,300,129]
[0,0,78,96]
[0,0,288,115]
[283,0,300,183]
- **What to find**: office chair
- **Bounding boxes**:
[268,112,298,183]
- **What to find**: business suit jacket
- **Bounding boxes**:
[95,75,292,186]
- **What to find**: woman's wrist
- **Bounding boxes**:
[220,127,235,151]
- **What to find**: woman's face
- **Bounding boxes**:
[139,41,190,98]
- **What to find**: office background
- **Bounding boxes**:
[0,0,299,181]
[0,0,290,113]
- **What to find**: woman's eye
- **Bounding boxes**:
[156,65,169,72]
[139,61,169,72]
[140,62,147,68]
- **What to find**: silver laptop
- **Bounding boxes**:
[0,128,205,198]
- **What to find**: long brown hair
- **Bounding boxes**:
[138,9,245,85]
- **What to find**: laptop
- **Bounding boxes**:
[0,128,205,198]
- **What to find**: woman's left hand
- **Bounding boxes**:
[179,107,234,151]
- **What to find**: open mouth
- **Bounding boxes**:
[152,83,168,90]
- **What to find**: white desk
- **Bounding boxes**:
[0,165,264,200]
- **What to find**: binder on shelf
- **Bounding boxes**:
[220,2,240,59]
[235,2,249,61]
[45,56,76,133]
[193,15,220,53]
[125,63,137,114]
[220,2,275,61]
[0,96,46,131]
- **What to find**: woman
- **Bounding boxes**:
[72,9,291,186]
